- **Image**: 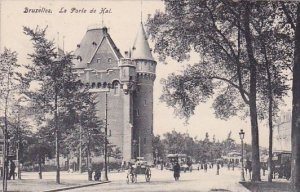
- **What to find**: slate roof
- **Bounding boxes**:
[73,27,123,69]
[131,22,155,61]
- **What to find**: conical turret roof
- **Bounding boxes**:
[131,22,155,61]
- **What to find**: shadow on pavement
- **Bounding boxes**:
[126,179,190,185]
[240,181,291,192]
[209,189,231,191]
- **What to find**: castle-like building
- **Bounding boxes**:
[72,23,156,163]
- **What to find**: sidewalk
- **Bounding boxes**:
[240,172,291,192]
[5,171,110,192]
[4,168,251,192]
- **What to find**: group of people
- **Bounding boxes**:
[88,167,101,181]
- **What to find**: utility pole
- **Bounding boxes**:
[55,92,60,184]
[103,91,108,181]
[16,108,21,179]
[79,117,82,173]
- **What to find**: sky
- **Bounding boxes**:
[0,0,292,147]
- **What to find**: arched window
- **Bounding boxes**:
[113,81,120,96]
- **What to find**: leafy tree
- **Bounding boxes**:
[23,26,91,183]
[162,131,188,154]
[152,135,165,162]
[7,103,33,179]
[147,1,291,181]
[0,48,21,191]
[27,140,52,179]
[63,98,104,173]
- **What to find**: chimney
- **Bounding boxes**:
[103,27,108,35]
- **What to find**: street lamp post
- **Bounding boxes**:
[239,129,245,182]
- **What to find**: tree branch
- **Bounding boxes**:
[281,2,296,31]
[211,76,249,103]
[205,3,239,62]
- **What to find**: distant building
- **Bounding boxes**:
[273,111,292,152]
[72,23,156,163]
[222,151,242,164]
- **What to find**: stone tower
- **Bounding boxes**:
[131,22,156,162]
[72,22,156,163]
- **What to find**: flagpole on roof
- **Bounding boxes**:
[101,12,104,27]
[140,0,143,23]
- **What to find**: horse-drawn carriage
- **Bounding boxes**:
[126,160,151,183]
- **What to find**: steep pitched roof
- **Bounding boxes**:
[131,22,155,61]
[73,27,123,69]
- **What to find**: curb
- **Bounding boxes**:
[238,181,252,192]
[43,181,111,192]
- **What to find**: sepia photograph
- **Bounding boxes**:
[0,0,299,191]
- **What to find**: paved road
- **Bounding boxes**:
[68,167,249,192]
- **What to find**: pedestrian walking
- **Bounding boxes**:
[8,160,16,180]
[216,163,220,175]
[88,167,93,181]
[245,159,252,180]
[204,163,208,172]
[173,162,180,181]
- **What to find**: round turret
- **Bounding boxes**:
[131,22,156,163]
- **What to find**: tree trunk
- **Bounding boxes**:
[267,71,273,183]
[55,92,60,184]
[87,138,91,181]
[243,2,261,182]
[291,3,300,191]
[262,39,274,183]
[38,157,42,179]
[79,122,82,173]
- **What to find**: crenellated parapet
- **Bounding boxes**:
[77,79,136,95]
[136,72,156,81]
